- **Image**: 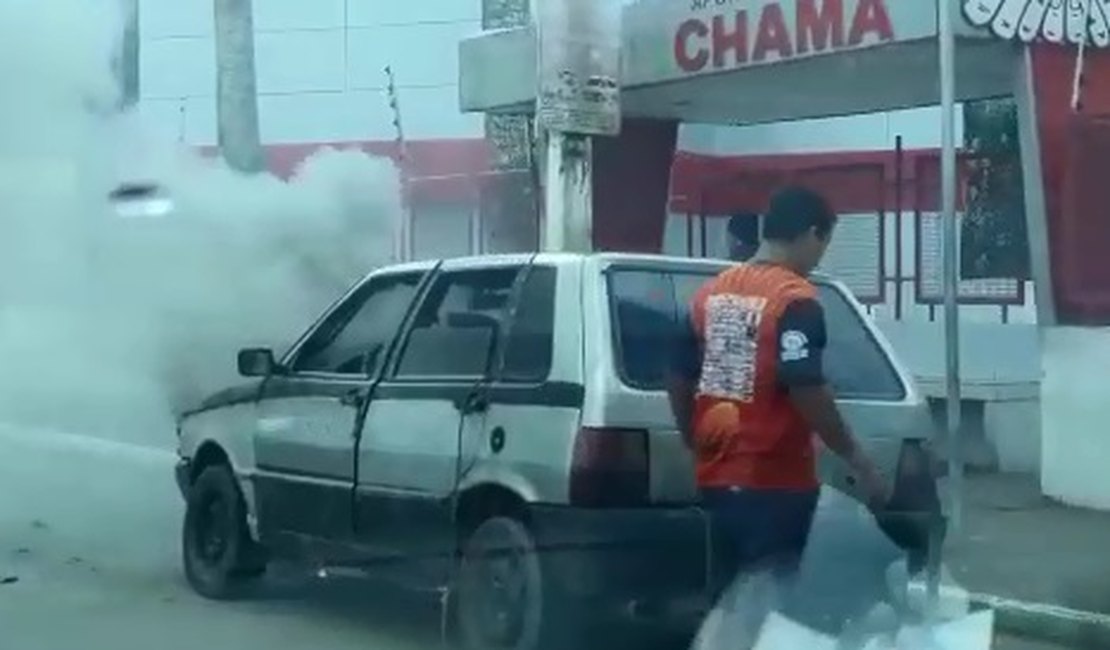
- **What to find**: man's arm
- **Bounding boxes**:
[776,298,889,503]
[667,314,702,450]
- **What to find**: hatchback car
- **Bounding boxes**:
[174,252,939,650]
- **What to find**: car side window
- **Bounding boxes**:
[608,267,906,400]
[815,283,907,400]
[607,269,682,389]
[291,273,424,376]
[393,267,521,379]
[499,266,557,382]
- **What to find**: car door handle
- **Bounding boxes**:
[339,389,364,408]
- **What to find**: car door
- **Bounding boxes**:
[252,270,428,542]
[463,263,577,502]
[355,260,524,559]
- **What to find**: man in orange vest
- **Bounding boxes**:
[668,185,890,589]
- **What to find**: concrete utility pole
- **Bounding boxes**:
[534,0,621,253]
[214,0,264,173]
[541,133,593,252]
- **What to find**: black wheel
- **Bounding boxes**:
[455,516,583,650]
[182,464,266,599]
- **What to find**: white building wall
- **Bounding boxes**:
[680,106,964,157]
[136,0,486,263]
[137,0,483,145]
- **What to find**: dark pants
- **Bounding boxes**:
[701,487,820,590]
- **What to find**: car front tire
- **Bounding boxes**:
[182,464,265,599]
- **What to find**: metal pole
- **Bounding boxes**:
[1071,0,1094,112]
[385,65,413,262]
[1014,47,1056,326]
[894,135,904,320]
[939,0,963,535]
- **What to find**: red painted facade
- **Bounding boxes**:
[211,44,1110,323]
[1031,45,1110,324]
[230,139,954,214]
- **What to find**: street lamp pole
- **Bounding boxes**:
[939,0,963,533]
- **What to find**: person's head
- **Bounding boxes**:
[760,185,837,275]
[726,212,761,262]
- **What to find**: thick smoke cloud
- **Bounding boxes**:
[0,1,400,446]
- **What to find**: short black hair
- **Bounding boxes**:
[727,212,760,243]
[762,185,837,242]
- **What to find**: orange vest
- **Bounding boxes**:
[689,263,819,490]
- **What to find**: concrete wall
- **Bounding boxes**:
[878,319,1042,474]
[1041,327,1110,509]
[680,106,966,157]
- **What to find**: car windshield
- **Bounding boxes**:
[607,267,906,400]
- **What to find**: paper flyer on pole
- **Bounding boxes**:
[534,0,622,135]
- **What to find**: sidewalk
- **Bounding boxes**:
[945,472,1110,645]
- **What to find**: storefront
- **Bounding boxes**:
[459,0,1019,254]
[459,0,1110,509]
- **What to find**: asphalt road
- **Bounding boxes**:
[0,425,1074,650]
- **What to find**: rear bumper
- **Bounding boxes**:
[528,504,712,601]
[524,498,947,616]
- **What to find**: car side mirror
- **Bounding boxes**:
[237,348,281,378]
[109,182,174,218]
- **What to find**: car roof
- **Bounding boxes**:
[372,252,833,283]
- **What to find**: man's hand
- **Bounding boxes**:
[849,450,892,510]
[789,384,891,507]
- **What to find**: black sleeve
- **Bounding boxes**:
[669,314,702,382]
[776,298,827,388]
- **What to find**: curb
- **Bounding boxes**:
[971,592,1110,647]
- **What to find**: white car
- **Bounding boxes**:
[174,253,941,650]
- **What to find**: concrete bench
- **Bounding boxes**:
[876,320,1042,474]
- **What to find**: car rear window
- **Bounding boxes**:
[606,268,906,400]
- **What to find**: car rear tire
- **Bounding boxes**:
[455,516,586,650]
[182,464,265,599]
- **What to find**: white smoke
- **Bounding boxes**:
[0,1,400,446]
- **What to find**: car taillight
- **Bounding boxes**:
[569,427,650,508]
